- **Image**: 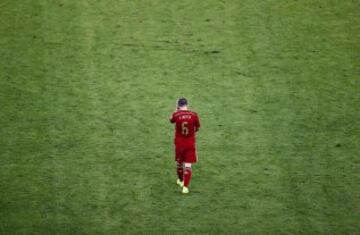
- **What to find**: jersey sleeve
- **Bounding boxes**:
[170,112,176,123]
[195,113,200,131]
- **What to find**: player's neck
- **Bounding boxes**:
[178,106,188,111]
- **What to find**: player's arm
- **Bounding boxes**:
[195,113,200,132]
[169,111,176,123]
[169,105,180,123]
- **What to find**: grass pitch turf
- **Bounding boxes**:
[1,0,359,234]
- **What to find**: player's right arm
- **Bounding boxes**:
[170,110,177,123]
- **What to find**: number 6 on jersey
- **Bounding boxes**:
[181,121,189,135]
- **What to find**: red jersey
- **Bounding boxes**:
[170,110,200,145]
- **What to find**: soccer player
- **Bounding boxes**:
[170,98,200,194]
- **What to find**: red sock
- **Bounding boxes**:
[183,167,192,187]
[176,163,183,181]
[177,168,183,181]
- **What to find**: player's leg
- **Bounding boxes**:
[182,162,192,193]
[176,161,184,186]
[175,145,184,186]
[182,147,197,194]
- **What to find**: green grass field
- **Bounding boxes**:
[1,0,359,234]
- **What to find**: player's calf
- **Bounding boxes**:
[176,162,184,184]
[183,163,192,190]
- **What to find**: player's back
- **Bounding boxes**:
[170,110,200,141]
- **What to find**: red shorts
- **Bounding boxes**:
[175,145,197,163]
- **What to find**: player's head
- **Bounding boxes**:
[177,97,188,108]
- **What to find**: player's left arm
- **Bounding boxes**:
[195,113,200,132]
